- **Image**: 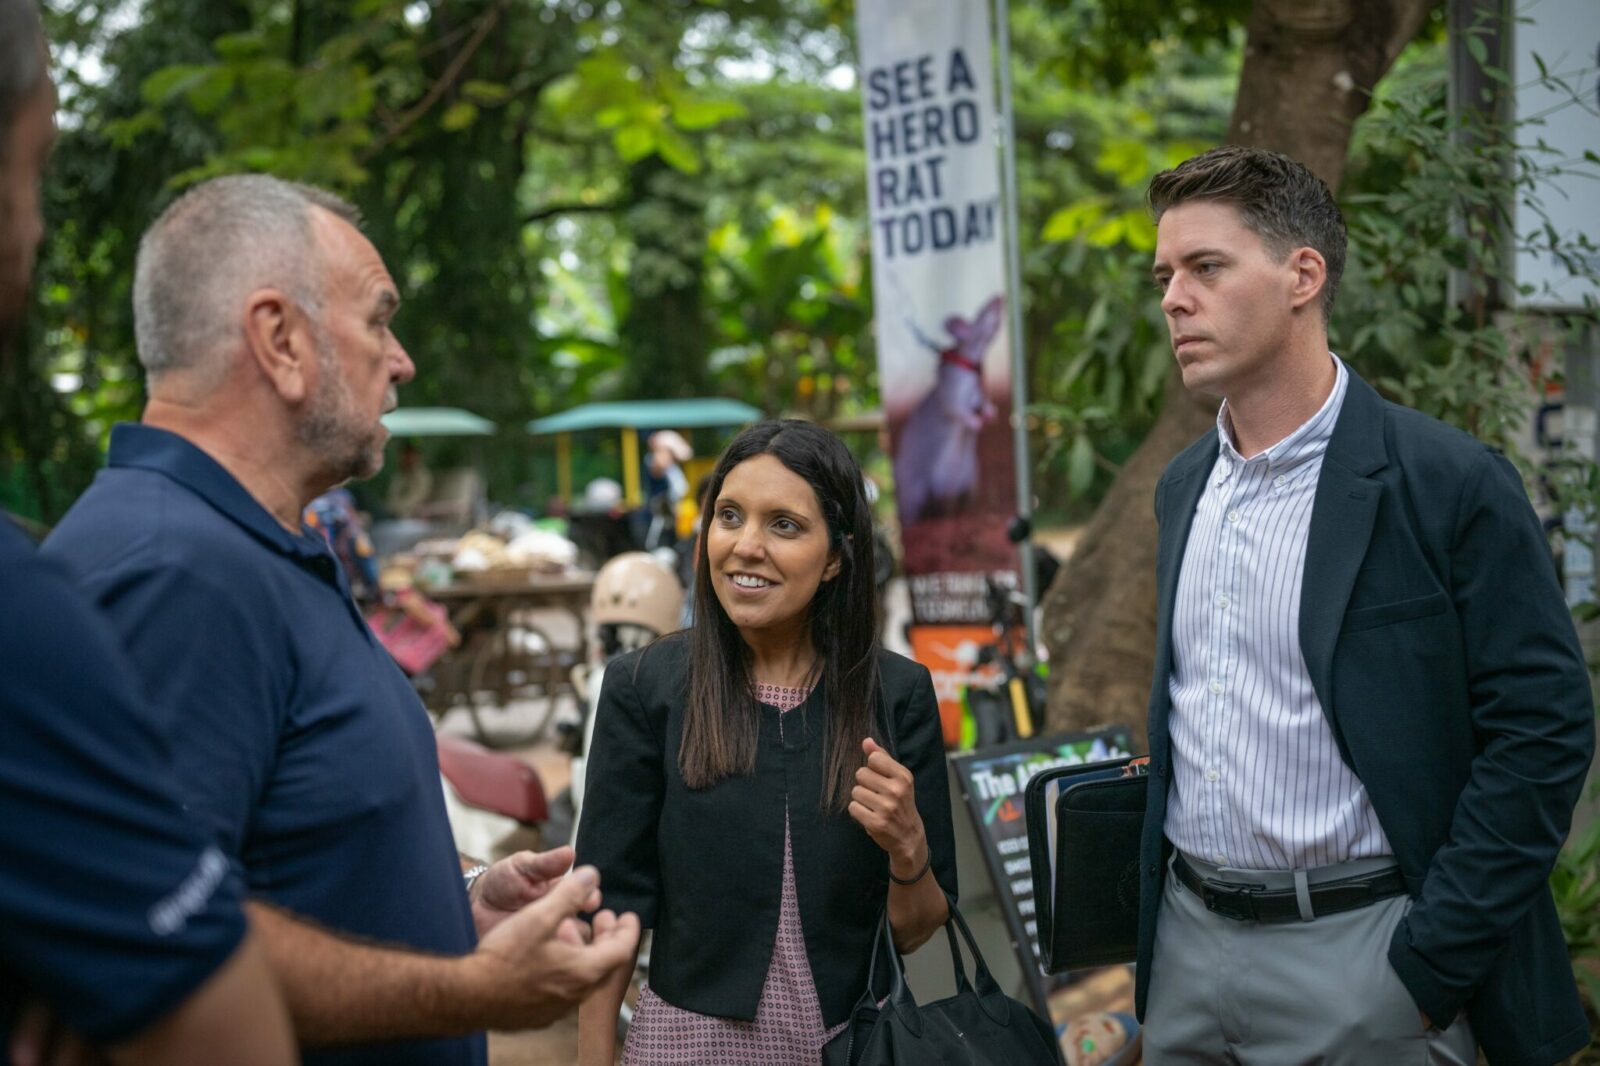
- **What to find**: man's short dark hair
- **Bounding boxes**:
[0,0,46,156]
[1148,145,1346,320]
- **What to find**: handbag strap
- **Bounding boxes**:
[941,895,1011,1026]
[863,905,925,1038]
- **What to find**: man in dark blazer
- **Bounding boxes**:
[1135,146,1594,1064]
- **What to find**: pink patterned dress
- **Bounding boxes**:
[620,683,850,1066]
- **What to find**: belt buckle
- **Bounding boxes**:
[1200,878,1263,921]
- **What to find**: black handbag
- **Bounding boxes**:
[821,895,1061,1066]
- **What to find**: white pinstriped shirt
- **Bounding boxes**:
[1165,357,1392,871]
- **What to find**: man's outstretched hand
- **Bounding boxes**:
[464,865,640,1031]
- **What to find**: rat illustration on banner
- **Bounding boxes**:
[893,294,1004,524]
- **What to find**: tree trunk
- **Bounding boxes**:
[619,155,711,398]
[1039,0,1439,751]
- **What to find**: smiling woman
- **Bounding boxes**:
[575,420,959,1066]
[686,423,874,806]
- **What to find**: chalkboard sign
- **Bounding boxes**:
[949,729,1134,1012]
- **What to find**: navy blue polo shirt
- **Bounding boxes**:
[1,516,246,1045]
[44,424,484,1066]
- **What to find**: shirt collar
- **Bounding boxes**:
[107,423,331,561]
[1215,355,1349,477]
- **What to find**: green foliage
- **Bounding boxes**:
[705,202,872,421]
[1334,45,1599,508]
[542,49,749,176]
[1032,0,1247,89]
[1553,811,1600,1056]
[1021,26,1235,511]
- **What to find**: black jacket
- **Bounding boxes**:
[575,634,958,1027]
[1139,370,1596,1066]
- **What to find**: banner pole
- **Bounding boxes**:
[993,0,1038,652]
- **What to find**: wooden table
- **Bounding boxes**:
[418,571,595,745]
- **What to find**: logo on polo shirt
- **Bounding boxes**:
[148,846,229,936]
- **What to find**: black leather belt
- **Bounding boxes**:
[1173,853,1407,923]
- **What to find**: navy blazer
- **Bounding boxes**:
[575,634,958,1028]
[1137,370,1595,1065]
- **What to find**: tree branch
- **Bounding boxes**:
[362,0,510,161]
[524,200,624,224]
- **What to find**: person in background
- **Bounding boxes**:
[0,1,295,1061]
[642,429,691,550]
[386,439,432,517]
[304,486,382,603]
[44,173,638,1065]
[675,472,714,628]
[1136,146,1594,1063]
[305,486,460,667]
[577,420,957,1066]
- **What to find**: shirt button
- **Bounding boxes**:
[1214,853,1228,865]
[1215,593,1230,608]
[1205,768,1220,782]
[1209,680,1223,695]
[1227,509,1241,524]
[1274,474,1287,487]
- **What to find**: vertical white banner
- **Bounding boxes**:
[857,0,1021,626]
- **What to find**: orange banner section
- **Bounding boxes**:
[907,623,1009,749]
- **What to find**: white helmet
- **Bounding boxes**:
[591,551,684,637]
[582,478,624,511]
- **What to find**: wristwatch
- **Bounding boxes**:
[463,863,490,898]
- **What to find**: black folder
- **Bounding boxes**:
[1023,755,1149,973]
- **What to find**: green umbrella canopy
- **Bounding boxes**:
[382,407,497,437]
[526,398,762,434]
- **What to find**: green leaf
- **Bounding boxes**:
[440,101,478,131]
[1041,197,1108,243]
[213,32,264,61]
[614,123,657,161]
[1465,34,1488,66]
[141,64,212,106]
[104,109,163,148]
[671,97,746,130]
[1085,214,1127,247]
[1083,296,1109,339]
[1141,339,1171,396]
[656,125,700,173]
[461,80,512,106]
[184,68,236,114]
[1068,433,1095,497]
[1118,209,1157,252]
[1095,137,1153,185]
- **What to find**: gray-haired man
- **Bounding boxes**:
[44,174,639,1065]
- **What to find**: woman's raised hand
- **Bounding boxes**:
[848,737,928,877]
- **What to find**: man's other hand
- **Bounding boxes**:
[470,846,575,937]
[465,864,640,1030]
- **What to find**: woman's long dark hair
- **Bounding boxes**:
[682,419,882,812]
